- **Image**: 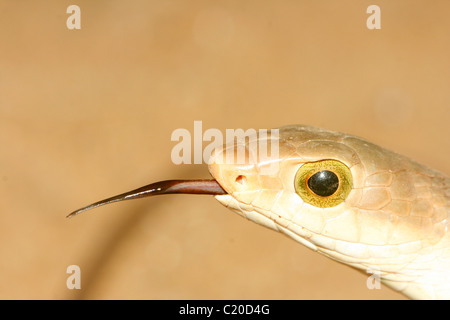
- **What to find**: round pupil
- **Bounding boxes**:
[307,170,339,197]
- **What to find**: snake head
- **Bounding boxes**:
[208,125,365,249]
[208,125,450,299]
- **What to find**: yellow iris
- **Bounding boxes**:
[294,159,353,208]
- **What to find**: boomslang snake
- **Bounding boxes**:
[69,125,450,299]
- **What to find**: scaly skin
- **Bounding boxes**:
[208,125,450,299]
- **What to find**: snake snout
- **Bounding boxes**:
[207,137,281,196]
[208,151,259,196]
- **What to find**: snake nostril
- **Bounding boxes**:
[235,175,247,185]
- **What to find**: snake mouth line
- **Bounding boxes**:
[67,179,227,218]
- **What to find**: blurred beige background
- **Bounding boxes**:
[0,0,448,299]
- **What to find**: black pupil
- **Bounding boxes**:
[307,170,339,197]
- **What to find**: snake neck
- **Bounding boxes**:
[381,233,450,299]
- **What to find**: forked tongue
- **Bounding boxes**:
[67,179,226,218]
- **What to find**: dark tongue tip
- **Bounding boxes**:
[67,179,226,218]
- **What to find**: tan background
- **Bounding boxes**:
[0,0,449,299]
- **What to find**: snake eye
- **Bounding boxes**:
[294,160,352,208]
[307,170,339,197]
